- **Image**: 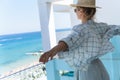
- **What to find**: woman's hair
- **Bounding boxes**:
[77,7,96,20]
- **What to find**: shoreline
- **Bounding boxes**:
[0,56,47,80]
[0,55,40,78]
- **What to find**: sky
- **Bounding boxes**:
[0,0,120,35]
[96,0,120,25]
[0,0,41,35]
[0,0,72,35]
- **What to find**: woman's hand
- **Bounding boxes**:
[39,41,68,64]
[39,50,57,64]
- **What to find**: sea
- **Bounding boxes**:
[0,29,71,75]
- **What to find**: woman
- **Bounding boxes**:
[39,0,120,80]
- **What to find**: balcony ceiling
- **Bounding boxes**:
[53,0,73,12]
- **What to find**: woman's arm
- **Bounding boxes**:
[39,41,68,64]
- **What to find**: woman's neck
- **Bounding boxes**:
[81,19,88,24]
[81,18,93,24]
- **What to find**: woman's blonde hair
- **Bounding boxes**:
[78,7,96,20]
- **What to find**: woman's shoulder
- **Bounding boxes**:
[93,21,111,31]
[72,24,81,28]
[95,21,108,26]
[72,24,87,31]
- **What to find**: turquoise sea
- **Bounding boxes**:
[0,29,71,75]
[0,31,42,65]
[0,31,41,74]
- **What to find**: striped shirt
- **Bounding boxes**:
[58,20,120,71]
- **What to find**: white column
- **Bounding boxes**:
[38,0,60,80]
[38,0,56,52]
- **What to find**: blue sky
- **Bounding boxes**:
[0,0,41,35]
[0,0,120,35]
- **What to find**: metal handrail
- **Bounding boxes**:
[0,63,46,80]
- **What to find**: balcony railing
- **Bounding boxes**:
[0,63,46,80]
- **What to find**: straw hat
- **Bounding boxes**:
[70,0,101,8]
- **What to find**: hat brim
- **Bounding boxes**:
[70,4,101,8]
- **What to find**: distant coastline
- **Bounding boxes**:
[0,28,71,37]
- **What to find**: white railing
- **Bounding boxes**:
[0,63,46,80]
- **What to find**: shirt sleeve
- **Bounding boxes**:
[59,29,84,50]
[105,25,120,39]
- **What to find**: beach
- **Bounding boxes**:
[0,51,47,80]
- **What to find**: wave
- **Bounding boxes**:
[25,50,43,56]
[0,44,3,46]
[0,37,22,42]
